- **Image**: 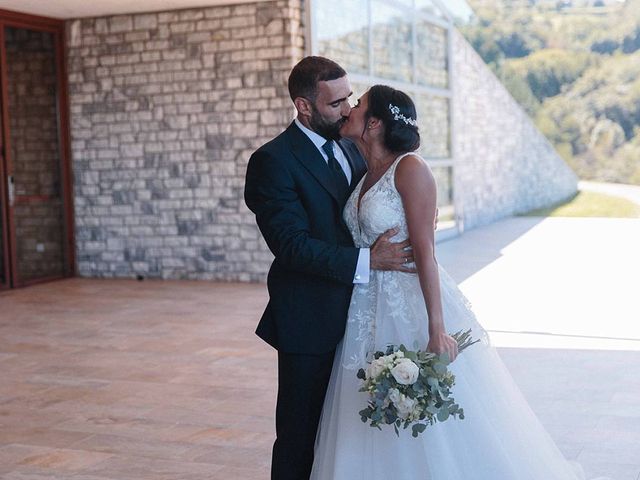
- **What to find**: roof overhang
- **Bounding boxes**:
[0,0,272,20]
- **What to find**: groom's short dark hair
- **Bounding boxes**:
[288,56,347,102]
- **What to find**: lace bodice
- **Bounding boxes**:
[340,152,417,370]
[340,151,489,372]
[343,152,414,247]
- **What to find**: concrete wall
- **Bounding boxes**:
[451,29,578,230]
[67,0,301,280]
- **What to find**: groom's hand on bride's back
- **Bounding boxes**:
[370,227,417,273]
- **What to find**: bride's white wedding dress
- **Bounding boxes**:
[310,153,597,480]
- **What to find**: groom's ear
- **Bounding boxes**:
[294,97,313,118]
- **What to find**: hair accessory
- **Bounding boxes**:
[388,103,417,127]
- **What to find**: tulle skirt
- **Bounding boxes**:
[310,267,592,480]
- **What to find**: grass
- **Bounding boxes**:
[521,190,640,218]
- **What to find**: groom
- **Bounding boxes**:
[244,56,414,479]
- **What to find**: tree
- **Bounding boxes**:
[496,32,532,58]
[505,49,594,102]
[462,0,640,184]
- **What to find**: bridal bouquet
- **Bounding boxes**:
[357,329,479,438]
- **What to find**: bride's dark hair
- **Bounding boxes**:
[363,85,420,153]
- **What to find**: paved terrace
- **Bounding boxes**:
[0,216,639,480]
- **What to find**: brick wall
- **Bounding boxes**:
[6,27,66,281]
[68,0,303,281]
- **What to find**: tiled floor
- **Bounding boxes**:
[0,280,276,479]
[1,216,639,479]
[439,217,640,480]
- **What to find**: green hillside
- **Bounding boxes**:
[460,0,640,185]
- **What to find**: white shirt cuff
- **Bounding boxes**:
[353,248,370,284]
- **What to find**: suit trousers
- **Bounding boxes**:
[271,349,336,480]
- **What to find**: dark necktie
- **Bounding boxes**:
[322,140,349,202]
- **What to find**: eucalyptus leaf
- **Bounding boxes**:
[433,362,447,375]
[412,423,427,437]
[437,408,450,422]
[426,404,439,415]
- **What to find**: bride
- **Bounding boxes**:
[310,85,597,479]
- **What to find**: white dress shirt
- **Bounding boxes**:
[294,118,370,284]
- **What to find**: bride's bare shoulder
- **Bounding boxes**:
[394,153,436,194]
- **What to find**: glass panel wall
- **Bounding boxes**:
[432,166,455,230]
[315,0,369,75]
[350,82,370,104]
[313,0,457,234]
[371,2,413,83]
[414,93,450,159]
[415,0,447,19]
[416,20,448,89]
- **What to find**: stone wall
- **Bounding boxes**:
[67,4,577,282]
[67,0,303,281]
[451,29,578,230]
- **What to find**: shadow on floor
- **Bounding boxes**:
[437,216,545,283]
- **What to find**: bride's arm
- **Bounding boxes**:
[395,155,459,361]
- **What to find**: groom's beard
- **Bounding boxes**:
[309,105,346,141]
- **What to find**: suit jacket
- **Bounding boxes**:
[244,121,367,354]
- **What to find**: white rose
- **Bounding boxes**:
[390,358,420,385]
[395,395,418,420]
[367,357,387,380]
[389,390,417,420]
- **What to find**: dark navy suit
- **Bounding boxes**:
[245,121,367,479]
